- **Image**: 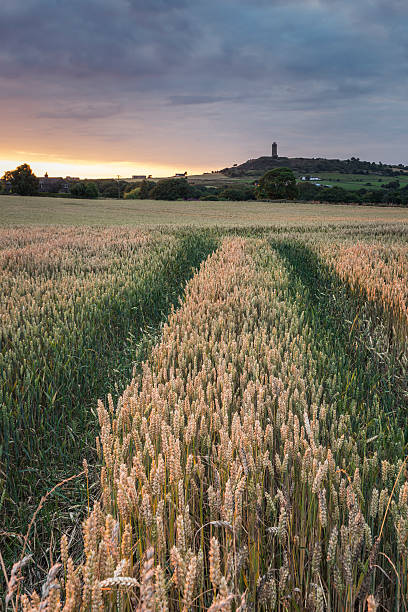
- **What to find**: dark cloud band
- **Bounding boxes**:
[0,0,407,167]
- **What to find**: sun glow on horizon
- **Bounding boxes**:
[0,156,210,180]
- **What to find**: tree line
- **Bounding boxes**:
[2,163,408,205]
[297,180,408,206]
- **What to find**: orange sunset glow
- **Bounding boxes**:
[0,156,208,180]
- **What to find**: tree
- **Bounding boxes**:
[85,182,99,199]
[139,179,156,199]
[219,186,256,201]
[98,180,127,198]
[150,178,189,200]
[70,181,99,199]
[297,181,321,201]
[70,182,87,198]
[384,180,400,190]
[2,163,39,195]
[256,167,298,200]
[124,187,141,200]
[363,190,384,204]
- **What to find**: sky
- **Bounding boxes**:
[1,0,407,178]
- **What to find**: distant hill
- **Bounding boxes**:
[220,156,408,178]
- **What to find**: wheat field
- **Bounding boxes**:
[2,195,408,226]
[2,222,408,611]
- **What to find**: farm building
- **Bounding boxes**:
[38,174,79,193]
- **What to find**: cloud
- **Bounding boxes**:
[0,0,408,168]
[0,0,406,99]
[168,95,243,106]
[0,0,197,80]
[36,102,122,120]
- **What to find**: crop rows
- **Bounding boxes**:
[318,241,408,341]
[276,223,408,342]
[12,233,408,611]
[0,227,217,573]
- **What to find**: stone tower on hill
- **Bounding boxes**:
[272,142,278,158]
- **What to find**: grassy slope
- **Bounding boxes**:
[1,195,408,226]
[190,170,408,192]
[302,171,408,190]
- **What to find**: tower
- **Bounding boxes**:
[272,142,278,158]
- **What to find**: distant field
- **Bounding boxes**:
[187,172,254,186]
[304,171,408,190]
[188,171,408,192]
[2,194,408,226]
[187,170,408,193]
